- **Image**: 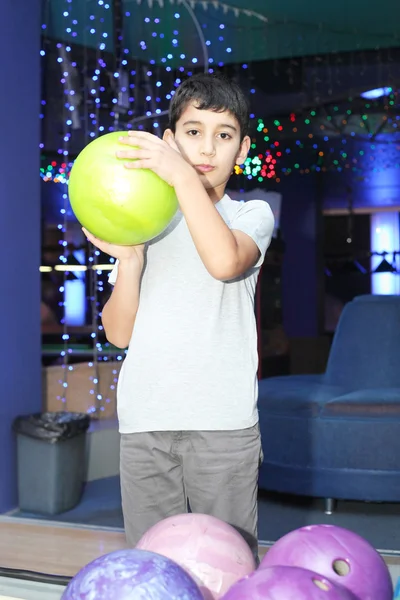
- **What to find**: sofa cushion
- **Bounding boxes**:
[322,388,400,418]
[353,294,400,303]
[258,376,345,417]
[260,374,324,385]
[324,297,400,390]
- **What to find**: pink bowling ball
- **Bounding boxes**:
[222,565,357,600]
[136,513,256,600]
[260,524,393,600]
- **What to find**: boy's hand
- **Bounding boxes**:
[116,131,194,188]
[82,227,145,270]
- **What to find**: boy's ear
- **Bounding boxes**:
[235,135,251,166]
[163,129,181,153]
[163,129,174,144]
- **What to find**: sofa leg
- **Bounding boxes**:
[324,498,336,515]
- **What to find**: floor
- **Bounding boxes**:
[0,518,399,599]
[0,519,270,600]
[0,519,127,577]
[0,519,128,600]
[9,476,400,553]
[4,473,400,597]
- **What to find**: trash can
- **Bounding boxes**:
[13,411,91,515]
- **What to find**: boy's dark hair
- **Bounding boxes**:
[168,72,250,140]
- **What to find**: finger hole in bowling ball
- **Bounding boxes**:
[312,578,331,591]
[332,559,351,576]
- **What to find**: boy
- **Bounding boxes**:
[83,72,274,558]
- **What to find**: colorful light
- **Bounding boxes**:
[40,89,400,188]
[41,0,130,418]
[370,212,400,295]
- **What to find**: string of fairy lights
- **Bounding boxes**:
[41,90,400,187]
[40,0,222,416]
[40,1,400,416]
[41,0,123,416]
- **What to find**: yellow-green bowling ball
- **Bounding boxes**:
[68,131,178,245]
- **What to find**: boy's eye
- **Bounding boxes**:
[187,129,199,136]
[219,132,232,140]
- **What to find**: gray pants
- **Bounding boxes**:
[120,424,262,557]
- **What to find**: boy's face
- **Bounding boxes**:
[164,102,250,201]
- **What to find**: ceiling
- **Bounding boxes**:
[44,0,400,68]
[40,0,400,211]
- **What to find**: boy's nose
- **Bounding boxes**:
[200,146,216,157]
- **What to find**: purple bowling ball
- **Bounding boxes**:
[61,548,204,600]
[222,565,356,599]
[260,524,393,600]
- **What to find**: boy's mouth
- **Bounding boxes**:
[194,164,215,173]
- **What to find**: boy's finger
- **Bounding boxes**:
[127,130,161,143]
[120,134,156,150]
[83,228,101,246]
[82,227,92,240]
[82,227,93,239]
[116,149,149,159]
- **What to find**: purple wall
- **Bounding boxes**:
[323,167,400,212]
[278,174,323,338]
[0,0,42,511]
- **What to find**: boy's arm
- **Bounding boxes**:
[102,258,142,348]
[118,132,273,281]
[174,171,265,280]
[81,228,144,349]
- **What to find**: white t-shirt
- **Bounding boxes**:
[109,194,274,433]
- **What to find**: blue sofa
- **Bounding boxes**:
[258,294,400,512]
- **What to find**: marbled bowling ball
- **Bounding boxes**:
[222,565,357,600]
[260,524,393,600]
[61,548,204,600]
[136,513,256,599]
